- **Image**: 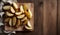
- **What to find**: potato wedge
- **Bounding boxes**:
[13,2,18,9]
[9,18,12,26]
[23,4,28,11]
[10,7,15,13]
[21,17,27,22]
[25,21,32,30]
[16,19,21,28]
[28,9,32,18]
[12,17,16,26]
[17,14,25,19]
[24,9,32,19]
[6,12,14,17]
[20,5,24,13]
[15,12,23,16]
[3,6,11,11]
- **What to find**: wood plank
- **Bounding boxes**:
[58,0,60,35]
[43,0,57,35]
[17,0,34,3]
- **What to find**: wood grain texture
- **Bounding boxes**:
[58,0,60,35]
[17,0,34,3]
[43,0,57,35]
[0,0,58,35]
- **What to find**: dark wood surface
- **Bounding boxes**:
[58,0,60,35]
[43,0,57,35]
[0,0,60,35]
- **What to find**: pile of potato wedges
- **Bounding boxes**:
[3,2,33,31]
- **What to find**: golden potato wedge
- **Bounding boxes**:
[21,17,27,22]
[16,19,21,28]
[3,6,11,11]
[24,9,32,19]
[23,4,28,11]
[13,2,18,9]
[28,9,32,18]
[17,14,25,19]
[12,17,16,26]
[23,20,27,25]
[15,12,23,16]
[20,5,24,13]
[9,18,12,26]
[10,7,15,13]
[6,12,14,17]
[25,21,32,30]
